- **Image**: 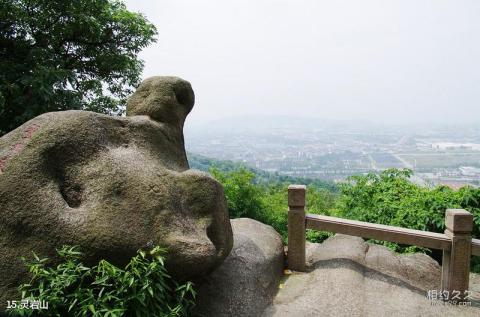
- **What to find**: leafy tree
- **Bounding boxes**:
[210,167,338,243]
[9,246,195,317]
[0,0,157,135]
[335,168,480,271]
[336,169,480,239]
[210,167,265,219]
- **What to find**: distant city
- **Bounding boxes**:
[185,116,480,188]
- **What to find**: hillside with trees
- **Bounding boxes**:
[188,152,338,191]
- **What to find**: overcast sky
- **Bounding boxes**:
[124,0,480,126]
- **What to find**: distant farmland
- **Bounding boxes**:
[371,153,405,169]
[397,153,480,169]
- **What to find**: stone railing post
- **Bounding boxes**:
[288,185,306,272]
[441,209,473,301]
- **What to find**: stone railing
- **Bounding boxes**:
[287,185,480,300]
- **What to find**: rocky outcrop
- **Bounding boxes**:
[192,228,480,317]
[194,218,285,317]
[264,234,480,317]
[0,76,233,311]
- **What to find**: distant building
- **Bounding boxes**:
[459,166,480,177]
[431,142,480,151]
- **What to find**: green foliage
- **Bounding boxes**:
[9,246,195,317]
[210,167,264,219]
[336,169,480,242]
[210,167,338,243]
[335,168,480,272]
[196,154,338,241]
[0,0,157,135]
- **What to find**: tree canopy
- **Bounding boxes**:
[337,169,480,240]
[0,0,157,135]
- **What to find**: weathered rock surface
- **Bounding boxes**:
[0,76,233,311]
[263,234,480,317]
[194,218,284,317]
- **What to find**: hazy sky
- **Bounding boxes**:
[124,0,480,126]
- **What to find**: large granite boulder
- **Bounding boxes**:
[194,218,285,317]
[0,76,233,311]
[264,234,480,317]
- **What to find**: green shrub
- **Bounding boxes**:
[210,167,265,219]
[210,167,337,243]
[336,169,480,246]
[9,246,195,317]
[335,168,480,271]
